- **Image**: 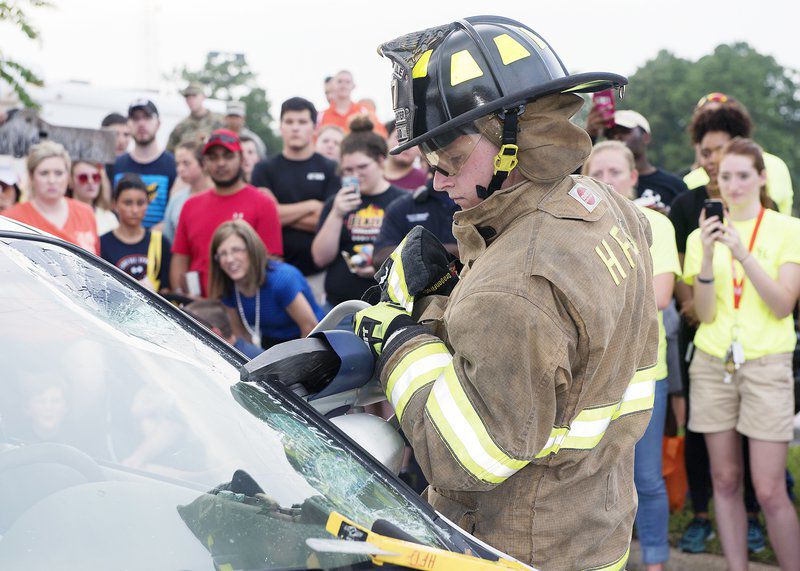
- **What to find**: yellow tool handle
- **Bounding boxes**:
[325,512,530,570]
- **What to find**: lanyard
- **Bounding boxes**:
[731,207,765,310]
[235,286,261,346]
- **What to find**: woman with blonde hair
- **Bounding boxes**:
[3,141,99,254]
[583,140,682,571]
[315,124,344,163]
[209,220,323,348]
[685,138,800,570]
[69,160,118,235]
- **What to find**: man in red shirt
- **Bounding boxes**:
[170,129,282,296]
[317,70,387,137]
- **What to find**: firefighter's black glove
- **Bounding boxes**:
[354,302,416,359]
[373,226,459,311]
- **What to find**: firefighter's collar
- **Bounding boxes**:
[452,177,554,263]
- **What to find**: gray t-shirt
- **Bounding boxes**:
[162,188,190,243]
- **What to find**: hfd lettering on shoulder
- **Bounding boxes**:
[595,224,640,285]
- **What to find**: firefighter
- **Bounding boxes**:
[354,16,660,570]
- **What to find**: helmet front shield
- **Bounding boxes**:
[379,23,455,149]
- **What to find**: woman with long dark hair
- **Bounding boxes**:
[311,116,404,306]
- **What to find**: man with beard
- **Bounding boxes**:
[170,129,282,297]
[251,97,340,301]
[112,99,177,228]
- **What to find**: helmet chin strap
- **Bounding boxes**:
[475,106,523,200]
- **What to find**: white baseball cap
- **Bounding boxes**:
[614,110,651,134]
[0,165,19,187]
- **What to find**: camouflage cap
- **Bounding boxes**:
[180,82,205,97]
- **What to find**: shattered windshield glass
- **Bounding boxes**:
[0,237,446,570]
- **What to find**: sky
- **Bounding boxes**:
[3,0,798,121]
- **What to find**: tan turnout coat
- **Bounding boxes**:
[379,174,659,570]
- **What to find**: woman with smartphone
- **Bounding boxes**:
[684,138,800,570]
[208,220,324,349]
[583,141,681,571]
[311,116,405,307]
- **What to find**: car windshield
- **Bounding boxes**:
[0,236,447,570]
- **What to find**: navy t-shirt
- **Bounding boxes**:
[221,261,325,346]
[99,230,171,287]
[251,153,340,275]
[636,168,689,210]
[374,183,458,253]
[112,152,177,228]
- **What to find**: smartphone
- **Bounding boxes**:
[703,199,724,221]
[342,175,360,195]
[592,89,616,129]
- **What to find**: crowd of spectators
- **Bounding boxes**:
[1,76,798,569]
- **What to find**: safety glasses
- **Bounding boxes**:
[420,133,484,177]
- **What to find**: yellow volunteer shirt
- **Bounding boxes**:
[682,152,794,216]
[684,209,800,359]
[634,207,681,381]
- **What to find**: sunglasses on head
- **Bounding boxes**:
[208,133,238,144]
[696,92,729,109]
[76,172,101,184]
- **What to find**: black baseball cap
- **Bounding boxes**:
[128,98,159,118]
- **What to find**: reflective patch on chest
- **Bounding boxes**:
[569,184,602,212]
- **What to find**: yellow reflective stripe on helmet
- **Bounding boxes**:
[493,33,530,65]
[562,79,609,93]
[584,546,630,571]
[426,365,528,484]
[450,50,484,87]
[412,49,433,79]
[536,377,655,458]
[386,342,452,420]
[387,241,413,311]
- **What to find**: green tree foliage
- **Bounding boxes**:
[0,0,50,108]
[619,43,800,212]
[176,51,280,153]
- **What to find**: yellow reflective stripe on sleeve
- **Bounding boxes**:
[584,546,630,571]
[426,365,528,484]
[614,376,656,417]
[386,342,452,420]
[412,49,433,79]
[536,377,655,458]
[493,33,530,65]
[450,50,484,86]
[387,243,413,311]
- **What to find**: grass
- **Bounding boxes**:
[666,444,800,565]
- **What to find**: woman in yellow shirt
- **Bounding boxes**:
[684,138,800,570]
[584,141,681,571]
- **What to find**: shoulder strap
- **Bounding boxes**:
[147,230,162,291]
